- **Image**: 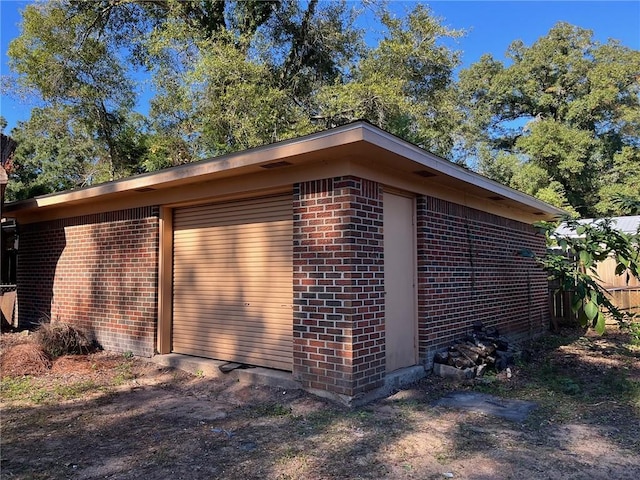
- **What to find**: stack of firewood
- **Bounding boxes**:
[433,322,515,378]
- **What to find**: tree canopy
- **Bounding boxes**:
[458,23,640,217]
[4,0,462,200]
[3,1,639,218]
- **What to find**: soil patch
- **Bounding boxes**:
[1,327,639,479]
[433,391,538,422]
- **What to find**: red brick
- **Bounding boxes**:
[16,207,159,357]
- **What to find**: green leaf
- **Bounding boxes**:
[579,250,592,267]
[578,310,589,327]
[615,263,627,275]
[617,254,629,267]
[584,300,599,321]
[571,295,583,313]
[594,312,606,334]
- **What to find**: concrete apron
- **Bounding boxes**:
[151,353,426,407]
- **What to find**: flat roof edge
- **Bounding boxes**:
[359,124,567,218]
[5,123,368,213]
[4,121,567,219]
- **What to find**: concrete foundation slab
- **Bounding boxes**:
[151,353,301,391]
[152,353,427,407]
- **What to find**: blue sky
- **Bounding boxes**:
[1,0,639,134]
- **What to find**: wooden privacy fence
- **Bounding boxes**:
[606,288,640,315]
[549,282,640,329]
[548,282,578,330]
[595,256,640,290]
[547,251,640,329]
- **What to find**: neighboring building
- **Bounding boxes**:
[4,122,564,403]
[555,216,640,238]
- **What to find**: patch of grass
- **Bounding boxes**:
[352,409,374,421]
[392,398,425,410]
[527,332,579,351]
[434,451,451,464]
[627,322,640,346]
[474,375,501,394]
[295,409,337,435]
[472,328,640,431]
[499,351,580,396]
[556,376,582,395]
[1,376,105,404]
[585,369,633,398]
[149,446,176,466]
[113,359,135,385]
[276,445,307,465]
[454,423,499,454]
[53,380,101,400]
[28,388,52,404]
[388,400,418,420]
[1,376,38,401]
[249,402,292,418]
[0,377,52,404]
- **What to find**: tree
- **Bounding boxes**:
[595,147,640,215]
[141,1,462,159]
[459,23,640,217]
[313,5,463,156]
[1,116,17,212]
[7,1,145,184]
[7,106,107,199]
[525,217,640,335]
[5,0,463,199]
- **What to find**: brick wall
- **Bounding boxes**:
[17,207,159,357]
[416,196,549,367]
[293,177,385,397]
[14,179,549,395]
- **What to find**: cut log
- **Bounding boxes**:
[453,356,475,369]
[462,342,486,356]
[455,345,480,363]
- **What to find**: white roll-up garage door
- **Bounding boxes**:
[172,195,293,371]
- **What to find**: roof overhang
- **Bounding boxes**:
[4,121,566,222]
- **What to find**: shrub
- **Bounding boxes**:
[34,322,93,358]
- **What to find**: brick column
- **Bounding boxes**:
[293,177,385,397]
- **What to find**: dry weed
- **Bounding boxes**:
[35,322,93,358]
[0,343,52,377]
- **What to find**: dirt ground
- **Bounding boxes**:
[1,327,639,480]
